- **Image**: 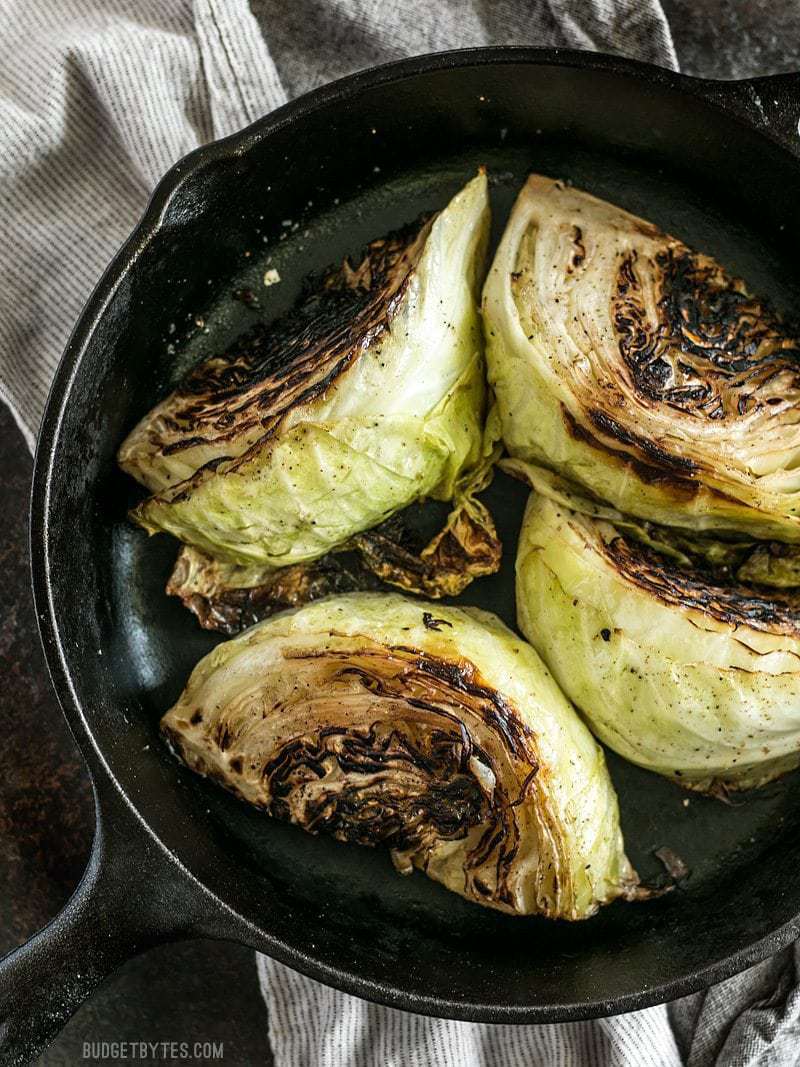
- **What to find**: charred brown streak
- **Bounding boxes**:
[283,644,538,763]
[613,246,800,419]
[168,644,540,907]
[259,645,536,903]
[604,533,800,636]
[262,722,488,851]
[388,646,537,762]
[587,410,697,475]
[161,214,433,453]
[570,225,585,270]
[563,406,700,492]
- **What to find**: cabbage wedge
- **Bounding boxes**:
[162,593,638,918]
[119,172,499,603]
[511,461,800,793]
[484,175,800,540]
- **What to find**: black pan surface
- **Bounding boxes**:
[23,50,800,1032]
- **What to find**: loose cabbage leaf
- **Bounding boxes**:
[168,444,501,633]
[484,175,800,540]
[166,544,379,635]
[511,459,800,793]
[120,173,500,589]
[161,593,637,918]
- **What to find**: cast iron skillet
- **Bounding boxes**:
[3,46,800,1065]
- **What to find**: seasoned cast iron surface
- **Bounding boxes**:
[107,135,800,1009]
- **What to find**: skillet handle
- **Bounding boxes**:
[0,779,205,1067]
[706,72,800,158]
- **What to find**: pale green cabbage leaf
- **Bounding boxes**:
[511,460,800,793]
[120,173,497,574]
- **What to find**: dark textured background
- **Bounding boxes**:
[1,5,798,1064]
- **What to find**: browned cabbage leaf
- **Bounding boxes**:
[484,175,800,540]
[161,594,638,918]
[511,462,800,794]
[167,457,500,634]
[118,173,500,627]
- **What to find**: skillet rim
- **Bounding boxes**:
[28,45,800,1023]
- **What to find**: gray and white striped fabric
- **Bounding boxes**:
[256,954,686,1066]
[0,0,285,450]
[257,946,800,1067]
[1,2,798,1064]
